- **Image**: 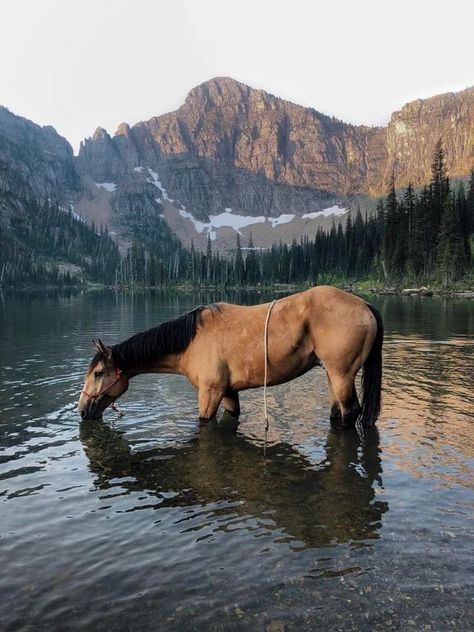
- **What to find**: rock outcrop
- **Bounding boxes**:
[383,88,474,189]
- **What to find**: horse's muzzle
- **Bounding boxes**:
[79,408,102,421]
[78,397,110,420]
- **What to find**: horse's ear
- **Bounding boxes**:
[94,338,112,359]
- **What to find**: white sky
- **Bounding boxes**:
[1,0,472,154]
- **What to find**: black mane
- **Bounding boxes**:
[89,304,219,372]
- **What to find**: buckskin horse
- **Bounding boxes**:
[78,286,383,426]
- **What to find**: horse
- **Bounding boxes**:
[78,285,383,426]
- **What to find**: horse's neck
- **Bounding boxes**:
[126,353,183,377]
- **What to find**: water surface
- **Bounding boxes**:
[1,291,473,631]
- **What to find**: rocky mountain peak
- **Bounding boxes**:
[74,78,473,233]
[92,126,111,141]
[115,122,132,137]
[183,76,251,108]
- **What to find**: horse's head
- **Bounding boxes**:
[78,339,129,420]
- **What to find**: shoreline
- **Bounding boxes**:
[1,282,473,298]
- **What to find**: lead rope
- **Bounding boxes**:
[263,299,277,455]
[111,402,124,417]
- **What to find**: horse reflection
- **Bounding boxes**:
[79,419,388,549]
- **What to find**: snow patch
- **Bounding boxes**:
[133,166,144,172]
[209,208,266,233]
[268,213,295,228]
[175,205,347,241]
[178,207,266,241]
[178,209,211,236]
[147,168,173,202]
[96,182,117,193]
[302,205,347,219]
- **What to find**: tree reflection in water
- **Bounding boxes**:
[80,418,388,549]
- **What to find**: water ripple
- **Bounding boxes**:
[0,291,473,631]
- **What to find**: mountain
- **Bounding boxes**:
[0,77,473,285]
[75,77,473,249]
[0,106,119,286]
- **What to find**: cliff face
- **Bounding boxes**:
[77,78,473,221]
[383,88,474,189]
[0,106,79,206]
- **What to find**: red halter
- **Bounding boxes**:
[81,368,125,399]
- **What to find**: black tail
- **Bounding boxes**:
[360,303,383,426]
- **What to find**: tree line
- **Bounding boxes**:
[1,141,472,289]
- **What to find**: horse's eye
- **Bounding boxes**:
[94,370,105,378]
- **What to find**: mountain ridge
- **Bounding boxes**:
[77,77,473,217]
[0,77,473,265]
[103,78,472,143]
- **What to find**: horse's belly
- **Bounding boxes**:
[232,351,319,391]
[269,351,320,386]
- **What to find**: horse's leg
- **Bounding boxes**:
[326,372,341,421]
[221,390,240,418]
[327,371,361,427]
[349,383,361,424]
[198,385,225,420]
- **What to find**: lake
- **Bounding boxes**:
[1,290,473,631]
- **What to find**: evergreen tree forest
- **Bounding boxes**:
[1,142,473,289]
[0,194,120,287]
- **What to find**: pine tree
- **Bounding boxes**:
[467,170,474,255]
[245,232,258,285]
[382,172,399,279]
[429,139,449,263]
[235,233,244,285]
[206,235,212,284]
[456,181,470,262]
[404,183,415,274]
[437,192,466,287]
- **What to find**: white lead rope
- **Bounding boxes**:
[263,299,277,442]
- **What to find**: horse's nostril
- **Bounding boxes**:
[80,409,87,419]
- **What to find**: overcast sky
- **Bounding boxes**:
[1,0,472,153]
